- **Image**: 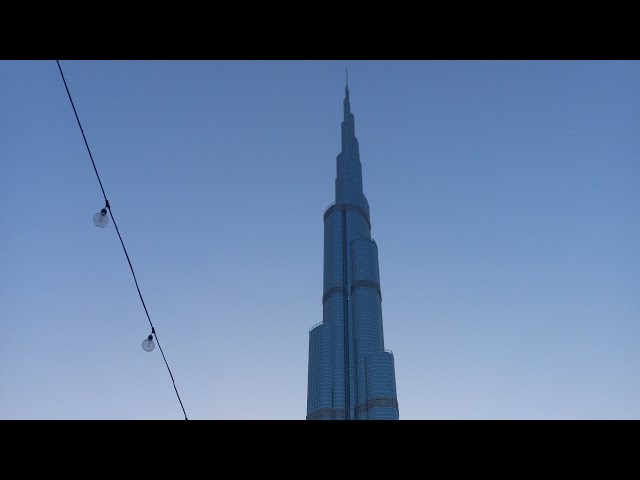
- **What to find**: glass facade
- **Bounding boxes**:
[307,84,399,420]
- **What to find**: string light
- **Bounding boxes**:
[56,60,188,420]
[142,334,156,352]
[93,206,109,228]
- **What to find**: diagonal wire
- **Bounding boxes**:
[56,60,188,420]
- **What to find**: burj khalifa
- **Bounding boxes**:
[306,79,399,420]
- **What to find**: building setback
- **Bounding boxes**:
[307,80,399,420]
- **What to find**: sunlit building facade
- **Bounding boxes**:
[306,82,399,420]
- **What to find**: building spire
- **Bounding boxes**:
[343,69,351,118]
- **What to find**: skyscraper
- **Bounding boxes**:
[306,79,399,420]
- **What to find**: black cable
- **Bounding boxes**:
[56,60,188,420]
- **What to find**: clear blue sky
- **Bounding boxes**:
[1,60,638,419]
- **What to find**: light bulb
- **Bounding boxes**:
[142,334,155,352]
[93,208,109,228]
